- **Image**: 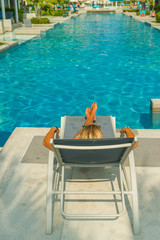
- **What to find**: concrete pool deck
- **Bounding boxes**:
[0,127,160,240]
[123,12,160,31]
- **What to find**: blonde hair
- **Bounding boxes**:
[80,125,104,139]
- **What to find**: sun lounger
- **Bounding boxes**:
[24,19,32,28]
[46,116,139,235]
[140,10,146,16]
[71,9,79,14]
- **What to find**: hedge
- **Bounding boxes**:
[145,11,150,15]
[31,18,50,24]
[156,12,160,22]
[53,10,68,16]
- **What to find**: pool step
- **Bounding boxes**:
[15,27,46,35]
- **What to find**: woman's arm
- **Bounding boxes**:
[43,127,59,151]
[120,127,138,149]
[73,130,82,139]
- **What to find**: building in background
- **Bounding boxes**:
[0,0,20,22]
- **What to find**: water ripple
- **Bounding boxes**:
[0,14,160,131]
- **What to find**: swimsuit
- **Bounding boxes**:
[74,134,81,139]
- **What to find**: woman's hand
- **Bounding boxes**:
[120,127,138,149]
[49,127,59,134]
[120,127,131,134]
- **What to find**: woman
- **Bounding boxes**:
[43,102,138,151]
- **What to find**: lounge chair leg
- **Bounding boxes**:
[129,151,140,235]
[46,151,54,234]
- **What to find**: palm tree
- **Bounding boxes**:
[130,0,133,9]
[28,0,57,18]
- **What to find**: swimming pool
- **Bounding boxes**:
[0,14,160,139]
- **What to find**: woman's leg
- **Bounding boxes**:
[85,103,96,122]
[84,102,97,125]
[73,102,97,139]
[91,102,97,122]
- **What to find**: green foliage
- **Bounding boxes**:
[57,0,69,9]
[136,11,140,15]
[154,4,160,12]
[25,4,34,8]
[52,10,68,16]
[18,9,24,22]
[27,0,69,17]
[5,7,14,11]
[145,11,150,15]
[41,7,56,16]
[150,4,154,11]
[31,17,50,23]
[0,7,15,16]
[0,0,70,18]
[156,12,160,22]
[0,7,14,11]
[0,42,5,46]
[41,9,68,16]
[27,0,58,9]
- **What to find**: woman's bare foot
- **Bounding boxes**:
[84,102,97,125]
[85,107,91,120]
[90,102,97,122]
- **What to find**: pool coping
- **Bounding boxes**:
[0,41,18,53]
[123,12,160,30]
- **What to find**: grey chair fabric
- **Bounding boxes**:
[63,116,116,139]
[53,138,134,164]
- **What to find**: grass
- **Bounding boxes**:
[0,42,5,46]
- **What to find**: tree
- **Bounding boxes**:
[28,0,57,18]
[147,0,155,10]
[27,0,69,18]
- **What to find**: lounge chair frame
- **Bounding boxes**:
[46,116,139,235]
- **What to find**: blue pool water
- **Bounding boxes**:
[0,14,160,138]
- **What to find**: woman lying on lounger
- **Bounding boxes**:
[43,102,138,151]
